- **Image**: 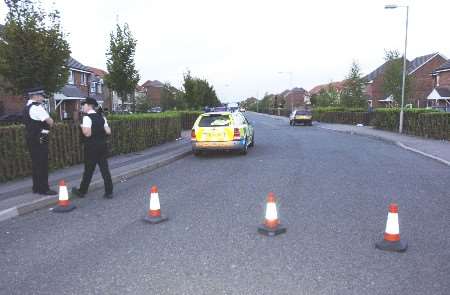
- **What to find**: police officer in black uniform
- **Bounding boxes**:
[23,87,57,195]
[72,97,113,198]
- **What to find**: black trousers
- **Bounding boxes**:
[79,142,113,194]
[27,139,50,193]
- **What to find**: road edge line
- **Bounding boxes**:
[317,125,450,167]
[396,142,450,167]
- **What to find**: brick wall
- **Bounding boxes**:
[284,91,307,108]
[436,71,450,87]
[409,55,447,107]
[144,85,163,106]
[72,71,89,96]
[369,75,386,108]
[0,95,25,115]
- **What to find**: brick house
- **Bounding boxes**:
[309,81,345,97]
[0,76,24,116]
[0,23,25,116]
[364,59,400,108]
[142,80,164,106]
[53,57,91,121]
[407,53,447,108]
[87,67,112,111]
[364,53,447,108]
[427,60,450,110]
[282,87,310,110]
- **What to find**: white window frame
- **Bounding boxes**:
[68,71,74,84]
[98,83,102,94]
[90,82,96,94]
[80,73,86,86]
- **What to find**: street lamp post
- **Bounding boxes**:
[385,4,409,134]
[278,71,293,111]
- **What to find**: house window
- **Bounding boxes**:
[90,82,96,94]
[68,71,74,84]
[80,73,85,86]
[98,84,102,94]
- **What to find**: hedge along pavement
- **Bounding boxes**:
[0,111,202,182]
[255,107,449,141]
[313,108,450,141]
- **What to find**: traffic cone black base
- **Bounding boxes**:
[53,203,76,213]
[375,239,407,252]
[143,215,168,224]
[258,224,286,236]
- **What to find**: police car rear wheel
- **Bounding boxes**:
[240,138,248,155]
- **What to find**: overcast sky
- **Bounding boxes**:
[1,0,449,102]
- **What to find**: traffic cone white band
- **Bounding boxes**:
[59,186,69,201]
[384,211,400,242]
[150,193,160,210]
[265,202,278,221]
[385,212,399,235]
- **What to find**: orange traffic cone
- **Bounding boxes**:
[53,180,76,213]
[258,192,286,236]
[376,203,407,252]
[143,186,168,224]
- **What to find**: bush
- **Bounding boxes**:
[0,111,202,182]
[372,108,438,134]
[417,112,450,140]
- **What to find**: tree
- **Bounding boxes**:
[174,90,187,110]
[135,91,150,112]
[182,71,220,109]
[259,93,274,111]
[0,0,71,95]
[182,71,196,108]
[160,82,177,110]
[340,61,367,108]
[382,49,413,106]
[312,83,340,107]
[105,23,140,110]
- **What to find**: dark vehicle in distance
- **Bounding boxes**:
[289,109,312,126]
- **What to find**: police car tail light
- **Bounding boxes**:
[233,128,241,140]
[191,129,196,140]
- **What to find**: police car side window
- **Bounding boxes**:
[241,115,249,125]
[234,114,242,126]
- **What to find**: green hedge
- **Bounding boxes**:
[313,111,373,125]
[257,106,449,141]
[0,111,201,182]
[313,107,449,140]
[416,112,450,140]
[372,108,436,133]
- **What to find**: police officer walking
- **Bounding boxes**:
[72,97,113,198]
[23,87,57,195]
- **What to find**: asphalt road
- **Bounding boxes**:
[1,112,449,295]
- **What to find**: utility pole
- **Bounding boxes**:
[385,4,409,134]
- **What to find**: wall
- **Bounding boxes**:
[409,55,447,107]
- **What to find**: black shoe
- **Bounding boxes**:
[103,192,113,199]
[38,189,58,196]
[71,187,85,198]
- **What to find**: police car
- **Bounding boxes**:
[191,111,254,155]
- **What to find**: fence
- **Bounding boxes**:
[0,111,201,182]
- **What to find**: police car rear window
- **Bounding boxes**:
[296,111,311,115]
[199,115,231,127]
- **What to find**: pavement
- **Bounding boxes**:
[0,130,192,222]
[1,113,450,294]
